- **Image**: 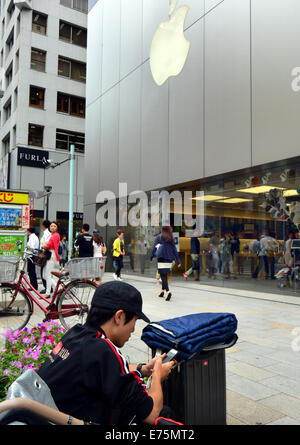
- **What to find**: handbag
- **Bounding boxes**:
[32,249,51,268]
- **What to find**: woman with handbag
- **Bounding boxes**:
[93,231,107,284]
[41,221,61,298]
[150,226,181,301]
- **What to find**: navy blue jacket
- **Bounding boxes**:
[190,237,200,254]
[150,234,181,263]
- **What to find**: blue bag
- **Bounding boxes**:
[141,312,238,361]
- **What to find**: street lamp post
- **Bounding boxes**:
[68,144,75,260]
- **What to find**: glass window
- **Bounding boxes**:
[59,20,87,47]
[59,21,71,42]
[70,96,85,118]
[32,11,47,35]
[58,57,71,77]
[56,128,85,153]
[28,124,44,147]
[29,86,45,108]
[5,63,12,87]
[71,25,87,47]
[57,93,69,113]
[31,48,46,72]
[60,0,88,14]
[58,56,86,83]
[4,98,11,122]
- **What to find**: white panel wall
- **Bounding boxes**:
[84,100,101,205]
[252,0,300,165]
[169,20,204,185]
[119,69,142,193]
[86,0,103,106]
[142,0,169,61]
[120,0,143,79]
[99,86,120,195]
[141,63,169,191]
[101,0,121,93]
[204,0,251,177]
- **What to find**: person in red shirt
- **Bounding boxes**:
[41,221,61,298]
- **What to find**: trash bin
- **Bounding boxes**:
[141,312,238,425]
[161,348,227,425]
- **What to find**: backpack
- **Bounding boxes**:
[58,241,63,256]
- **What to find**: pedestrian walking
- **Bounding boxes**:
[59,235,68,269]
[74,224,93,258]
[183,229,200,281]
[136,235,150,274]
[41,221,60,298]
[39,220,51,294]
[27,227,39,290]
[112,229,125,281]
[150,226,181,301]
[220,232,231,279]
[93,230,107,284]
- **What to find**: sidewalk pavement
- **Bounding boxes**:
[113,272,300,426]
[6,271,300,425]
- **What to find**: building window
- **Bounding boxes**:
[31,48,46,72]
[29,86,45,109]
[2,133,10,154]
[6,28,14,57]
[7,1,15,23]
[58,56,86,83]
[57,92,85,118]
[32,11,47,35]
[3,98,11,122]
[56,128,85,153]
[28,123,44,147]
[5,63,13,88]
[59,20,87,47]
[60,0,88,14]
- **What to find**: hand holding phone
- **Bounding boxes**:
[162,348,178,364]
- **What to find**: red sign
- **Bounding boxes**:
[21,205,30,229]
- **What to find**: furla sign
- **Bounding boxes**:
[17,147,49,169]
[150,0,191,86]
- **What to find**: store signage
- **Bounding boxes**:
[17,147,49,169]
[21,205,30,229]
[0,191,29,205]
[150,0,191,86]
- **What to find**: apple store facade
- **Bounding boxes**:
[85,0,300,296]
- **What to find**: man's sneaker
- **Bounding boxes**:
[113,273,118,280]
[117,277,123,281]
[183,272,188,280]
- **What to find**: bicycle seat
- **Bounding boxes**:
[51,270,69,278]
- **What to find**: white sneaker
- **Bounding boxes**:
[113,273,118,280]
[117,277,123,281]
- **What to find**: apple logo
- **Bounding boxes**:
[150,0,191,86]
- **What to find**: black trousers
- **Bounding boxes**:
[113,257,123,277]
[27,259,38,290]
[159,269,170,292]
[253,255,269,278]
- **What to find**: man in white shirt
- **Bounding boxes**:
[27,228,40,290]
[40,220,51,293]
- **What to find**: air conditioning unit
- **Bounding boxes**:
[14,0,32,10]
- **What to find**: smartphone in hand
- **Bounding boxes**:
[162,349,178,363]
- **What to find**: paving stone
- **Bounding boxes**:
[226,374,281,401]
[260,393,300,422]
[226,390,284,425]
[227,350,278,368]
[226,361,276,382]
[260,375,300,399]
[263,362,300,381]
[267,417,300,425]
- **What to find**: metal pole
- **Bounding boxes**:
[68,144,75,260]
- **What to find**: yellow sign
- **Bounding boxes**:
[0,191,29,205]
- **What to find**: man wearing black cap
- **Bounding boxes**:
[37,281,175,425]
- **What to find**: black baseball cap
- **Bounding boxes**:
[91,281,150,323]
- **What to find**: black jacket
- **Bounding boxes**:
[38,324,153,425]
[74,233,93,257]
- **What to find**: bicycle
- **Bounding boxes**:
[0,247,99,333]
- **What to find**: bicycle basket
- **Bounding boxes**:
[65,257,100,280]
[0,256,19,283]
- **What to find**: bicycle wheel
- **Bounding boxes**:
[57,280,97,330]
[0,285,32,334]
